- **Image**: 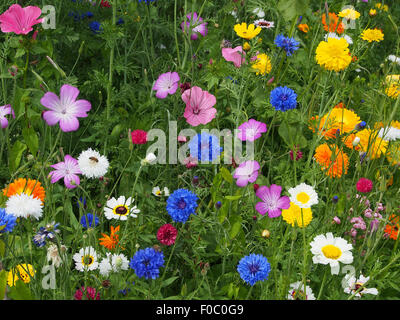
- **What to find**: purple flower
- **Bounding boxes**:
[181,12,207,40]
[233,160,260,187]
[49,155,82,189]
[0,104,14,129]
[40,84,91,132]
[255,184,290,218]
[237,119,267,142]
[152,72,180,99]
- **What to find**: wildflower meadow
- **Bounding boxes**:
[1,0,400,303]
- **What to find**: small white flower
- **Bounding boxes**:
[104,195,140,221]
[6,193,43,220]
[310,233,353,275]
[288,183,318,209]
[343,274,378,298]
[78,148,109,179]
[152,186,170,197]
[111,253,129,272]
[99,253,113,276]
[252,7,265,18]
[352,136,361,146]
[325,32,353,45]
[141,152,157,165]
[47,244,67,268]
[287,281,316,300]
[73,246,99,272]
[387,55,400,66]
[378,126,400,141]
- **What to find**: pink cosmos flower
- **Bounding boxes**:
[0,105,15,129]
[152,72,180,99]
[49,155,82,189]
[237,119,267,142]
[222,46,246,68]
[181,12,207,40]
[255,184,290,218]
[0,4,43,35]
[233,160,260,187]
[40,84,91,132]
[182,86,217,127]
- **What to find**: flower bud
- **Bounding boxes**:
[261,229,270,238]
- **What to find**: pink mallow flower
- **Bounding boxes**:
[255,184,290,218]
[0,4,43,35]
[49,155,82,189]
[40,84,91,132]
[152,71,180,99]
[222,46,246,68]
[0,105,15,129]
[237,119,267,142]
[233,160,260,187]
[182,86,217,127]
[181,12,207,40]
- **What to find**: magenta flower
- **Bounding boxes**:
[152,71,180,99]
[181,12,207,40]
[40,84,91,132]
[222,46,246,68]
[49,155,82,189]
[233,160,260,187]
[255,184,290,217]
[182,86,217,127]
[237,119,267,142]
[0,4,43,35]
[0,105,15,129]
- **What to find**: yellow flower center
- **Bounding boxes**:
[321,244,342,259]
[296,192,310,204]
[113,205,129,216]
[82,255,94,266]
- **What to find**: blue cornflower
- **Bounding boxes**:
[166,189,198,223]
[188,133,222,163]
[274,34,300,56]
[129,248,164,280]
[237,253,271,286]
[270,86,297,111]
[32,222,60,247]
[0,208,17,233]
[76,197,87,209]
[89,21,102,34]
[86,11,94,18]
[80,213,99,229]
[117,18,124,25]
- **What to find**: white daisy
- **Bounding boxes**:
[287,281,316,300]
[111,253,129,272]
[343,274,378,298]
[324,32,353,45]
[77,148,109,178]
[99,253,113,276]
[73,246,99,272]
[378,126,400,141]
[288,183,318,209]
[6,193,43,220]
[104,195,140,221]
[152,186,170,197]
[310,233,353,275]
[254,19,274,29]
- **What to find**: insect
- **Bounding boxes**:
[89,156,99,163]
[257,21,271,27]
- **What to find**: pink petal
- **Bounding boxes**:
[40,92,61,111]
[59,117,79,132]
[60,84,79,106]
[42,110,61,126]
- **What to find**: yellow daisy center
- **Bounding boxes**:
[321,244,342,260]
[296,192,310,204]
[82,254,94,266]
[113,205,129,216]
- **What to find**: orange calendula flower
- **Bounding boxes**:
[314,144,349,178]
[322,12,345,34]
[99,225,121,250]
[298,24,309,33]
[3,178,45,202]
[384,215,399,240]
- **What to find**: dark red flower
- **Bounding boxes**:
[100,0,111,8]
[131,129,147,145]
[157,223,178,246]
[74,287,100,300]
[290,146,303,161]
[356,178,373,193]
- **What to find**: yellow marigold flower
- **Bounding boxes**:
[384,75,400,99]
[386,142,400,166]
[355,128,388,159]
[251,53,272,75]
[298,23,309,33]
[361,28,384,43]
[369,9,377,16]
[243,42,251,51]
[338,8,360,20]
[234,22,261,40]
[375,3,389,12]
[7,264,35,287]
[282,202,312,228]
[314,144,349,178]
[315,38,352,72]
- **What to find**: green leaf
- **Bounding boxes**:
[162,276,179,288]
[278,121,307,149]
[229,214,242,239]
[277,0,310,22]
[22,127,39,156]
[0,239,4,257]
[220,167,233,184]
[8,279,34,300]
[9,141,27,173]
[0,270,7,300]
[225,195,241,201]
